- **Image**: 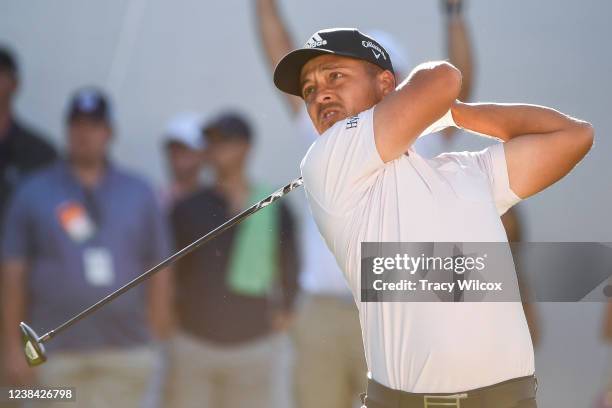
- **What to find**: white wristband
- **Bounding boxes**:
[418,109,458,138]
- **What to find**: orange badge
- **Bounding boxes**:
[57,202,95,242]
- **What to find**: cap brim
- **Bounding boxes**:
[68,112,109,123]
[273,48,337,97]
[164,137,202,150]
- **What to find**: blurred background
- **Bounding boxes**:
[0,0,611,407]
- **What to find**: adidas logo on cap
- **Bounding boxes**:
[305,33,327,48]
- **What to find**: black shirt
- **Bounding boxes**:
[171,187,299,345]
[0,117,56,355]
[0,118,56,220]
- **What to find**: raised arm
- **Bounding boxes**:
[451,101,594,198]
[254,0,301,114]
[444,0,474,102]
[374,61,462,162]
[441,0,474,141]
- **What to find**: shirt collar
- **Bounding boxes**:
[58,156,116,191]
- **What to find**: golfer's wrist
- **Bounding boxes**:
[449,100,468,129]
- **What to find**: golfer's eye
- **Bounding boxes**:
[330,71,343,80]
[303,85,315,98]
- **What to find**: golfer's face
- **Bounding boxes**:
[300,55,381,134]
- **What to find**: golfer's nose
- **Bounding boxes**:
[314,83,334,104]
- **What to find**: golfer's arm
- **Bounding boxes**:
[2,260,27,353]
[374,61,462,162]
[451,102,594,198]
[254,0,301,113]
[147,267,175,339]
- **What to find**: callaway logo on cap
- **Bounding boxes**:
[273,28,394,97]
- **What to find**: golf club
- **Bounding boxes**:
[19,176,304,366]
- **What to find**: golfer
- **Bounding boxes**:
[273,28,593,408]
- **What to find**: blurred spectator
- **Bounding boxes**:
[160,112,206,211]
[145,112,207,408]
[167,111,299,408]
[1,87,173,407]
[254,1,474,406]
[0,46,57,392]
[0,46,56,222]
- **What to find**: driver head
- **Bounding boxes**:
[19,322,47,366]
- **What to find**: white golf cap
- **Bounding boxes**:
[163,112,205,150]
[365,29,411,78]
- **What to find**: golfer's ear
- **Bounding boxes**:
[378,70,396,96]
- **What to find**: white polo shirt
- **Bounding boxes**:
[300,107,535,393]
[295,110,353,296]
[294,108,450,296]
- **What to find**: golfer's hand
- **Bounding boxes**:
[4,346,37,386]
[442,0,463,14]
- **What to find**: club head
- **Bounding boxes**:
[19,322,47,366]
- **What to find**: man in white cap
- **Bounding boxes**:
[160,112,206,210]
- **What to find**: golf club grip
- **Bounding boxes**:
[40,177,304,343]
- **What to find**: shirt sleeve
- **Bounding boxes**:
[299,107,385,215]
[459,143,522,215]
[0,184,33,261]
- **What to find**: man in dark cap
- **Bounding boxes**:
[272,28,593,407]
[167,111,299,408]
[1,87,172,406]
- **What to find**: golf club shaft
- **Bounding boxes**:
[38,177,304,343]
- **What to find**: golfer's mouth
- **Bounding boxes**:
[319,108,343,130]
